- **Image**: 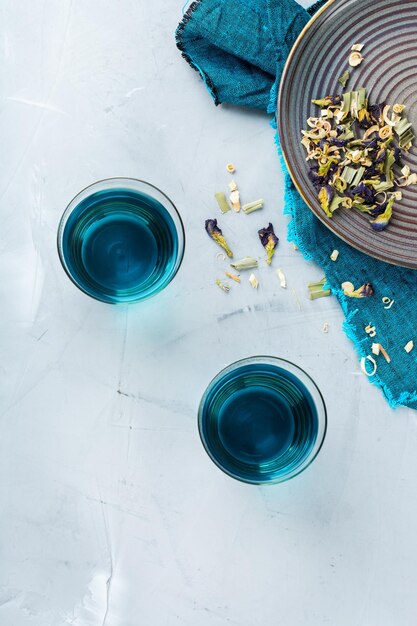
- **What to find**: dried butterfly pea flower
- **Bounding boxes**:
[345,283,374,298]
[318,185,334,217]
[258,223,279,265]
[311,95,342,108]
[369,197,394,231]
[205,219,233,257]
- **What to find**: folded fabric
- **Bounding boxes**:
[176,0,417,410]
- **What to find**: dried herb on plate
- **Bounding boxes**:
[301,88,416,231]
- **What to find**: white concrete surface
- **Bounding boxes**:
[1,1,417,625]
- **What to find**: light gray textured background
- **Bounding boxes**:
[1,1,416,625]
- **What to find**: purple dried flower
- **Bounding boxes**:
[258,223,278,265]
[205,219,233,257]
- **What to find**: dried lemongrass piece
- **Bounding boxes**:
[308,277,331,300]
[276,268,287,288]
[228,179,241,211]
[242,199,263,214]
[225,271,241,283]
[379,125,393,140]
[361,355,377,377]
[365,324,377,338]
[323,322,330,333]
[382,105,399,127]
[363,124,380,140]
[249,273,259,289]
[230,257,258,271]
[375,192,387,205]
[215,192,231,214]
[216,279,230,293]
[338,70,350,88]
[341,281,355,294]
[382,296,394,309]
[226,163,236,173]
[349,51,363,67]
[330,249,339,261]
[393,103,405,114]
[405,340,414,353]
[351,43,364,52]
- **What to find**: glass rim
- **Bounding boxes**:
[57,177,186,304]
[198,355,327,485]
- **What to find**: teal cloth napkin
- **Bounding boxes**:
[176,0,417,410]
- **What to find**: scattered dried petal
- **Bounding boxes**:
[351,43,364,52]
[230,189,241,212]
[225,271,241,283]
[228,180,238,192]
[276,268,287,288]
[226,163,236,173]
[361,355,377,377]
[330,249,339,261]
[216,279,230,293]
[249,273,259,289]
[323,322,330,333]
[371,343,381,356]
[205,219,233,258]
[405,340,414,353]
[258,223,279,265]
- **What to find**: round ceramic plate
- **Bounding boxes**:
[278,0,417,268]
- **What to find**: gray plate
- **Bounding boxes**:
[278,0,417,268]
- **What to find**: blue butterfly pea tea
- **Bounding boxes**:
[198,357,326,484]
[58,178,185,304]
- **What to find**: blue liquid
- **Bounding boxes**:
[61,188,181,303]
[200,363,319,483]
